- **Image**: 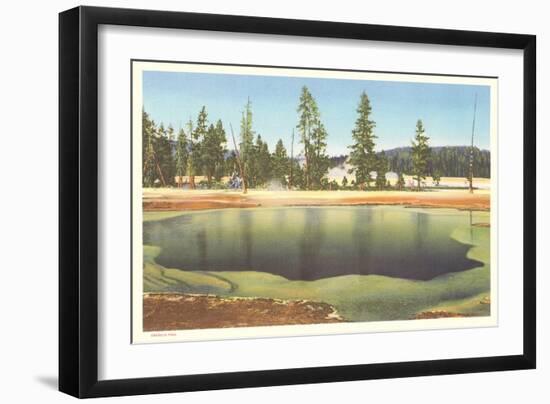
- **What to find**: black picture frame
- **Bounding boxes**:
[59,5,536,398]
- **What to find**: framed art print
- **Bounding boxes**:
[59,6,536,398]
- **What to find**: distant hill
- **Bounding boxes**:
[329,146,490,178]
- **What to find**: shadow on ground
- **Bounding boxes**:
[35,375,58,390]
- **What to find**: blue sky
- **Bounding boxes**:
[143,70,491,156]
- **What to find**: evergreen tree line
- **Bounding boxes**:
[143,108,227,188]
[142,106,282,189]
[385,146,490,179]
[143,86,485,190]
[329,146,490,179]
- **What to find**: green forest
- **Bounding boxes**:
[142,86,489,191]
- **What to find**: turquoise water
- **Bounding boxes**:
[143,206,485,281]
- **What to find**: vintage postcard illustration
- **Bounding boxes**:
[131,61,497,343]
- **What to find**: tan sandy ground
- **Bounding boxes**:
[143,293,343,331]
[143,188,490,211]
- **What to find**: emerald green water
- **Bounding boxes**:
[143,206,486,281]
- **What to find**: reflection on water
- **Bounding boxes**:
[143,206,485,281]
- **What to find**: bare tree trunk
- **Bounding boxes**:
[303,122,310,190]
[304,145,309,190]
[289,129,294,189]
[187,158,196,189]
[155,157,166,187]
[469,94,477,194]
[230,124,247,194]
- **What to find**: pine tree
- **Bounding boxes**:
[225,150,238,177]
[194,106,208,158]
[240,98,255,189]
[202,124,218,186]
[432,170,441,186]
[296,87,330,189]
[309,120,330,189]
[375,150,389,190]
[297,86,319,190]
[201,120,227,186]
[272,139,289,186]
[289,159,304,190]
[411,119,431,191]
[254,135,272,187]
[189,106,208,187]
[396,172,405,190]
[166,124,175,143]
[142,110,156,187]
[186,119,196,189]
[174,128,188,187]
[213,120,228,181]
[341,176,348,189]
[156,123,174,186]
[166,125,176,185]
[348,92,377,189]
